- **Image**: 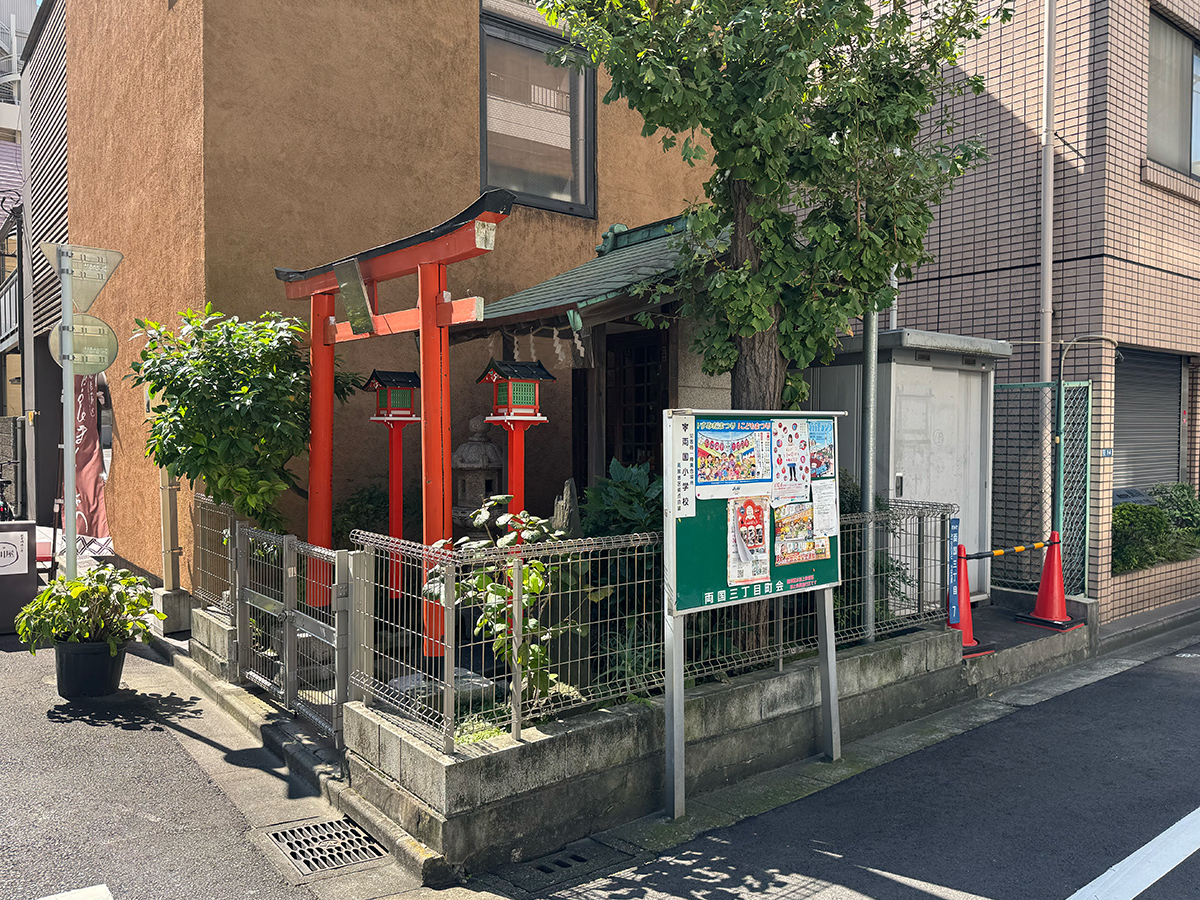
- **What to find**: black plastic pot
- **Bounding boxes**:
[54,640,128,699]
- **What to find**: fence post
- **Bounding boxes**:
[234,521,251,683]
[939,513,949,612]
[511,555,523,742]
[333,549,351,749]
[917,516,926,616]
[348,549,371,706]
[863,515,876,643]
[775,593,784,673]
[282,535,298,710]
[442,555,456,755]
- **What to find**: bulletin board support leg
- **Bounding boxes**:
[664,609,685,820]
[816,586,841,761]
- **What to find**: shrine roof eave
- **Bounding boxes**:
[452,220,682,340]
[274,190,516,299]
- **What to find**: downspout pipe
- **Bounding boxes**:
[1039,0,1056,382]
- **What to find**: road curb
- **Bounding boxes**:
[145,633,453,885]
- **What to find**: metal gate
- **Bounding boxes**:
[0,415,24,517]
[991,382,1091,596]
[232,523,350,747]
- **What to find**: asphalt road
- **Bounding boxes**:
[546,639,1200,900]
[0,633,323,900]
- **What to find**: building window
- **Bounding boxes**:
[1148,13,1200,176]
[481,13,595,217]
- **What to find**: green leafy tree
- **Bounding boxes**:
[539,0,1008,407]
[129,305,358,532]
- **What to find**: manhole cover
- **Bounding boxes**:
[267,819,387,875]
[496,838,633,892]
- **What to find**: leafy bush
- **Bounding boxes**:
[333,484,389,550]
[1149,482,1200,533]
[581,460,664,537]
[1111,501,1200,575]
[129,305,360,533]
[16,566,165,656]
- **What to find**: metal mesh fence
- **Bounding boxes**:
[293,541,340,737]
[992,384,1055,591]
[351,500,956,750]
[1061,383,1092,596]
[992,382,1092,595]
[193,496,236,613]
[240,527,289,698]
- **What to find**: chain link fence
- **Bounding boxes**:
[991,382,1091,596]
[0,415,23,516]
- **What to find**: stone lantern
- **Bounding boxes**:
[451,415,505,529]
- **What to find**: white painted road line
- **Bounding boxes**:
[1066,804,1200,900]
[36,886,113,900]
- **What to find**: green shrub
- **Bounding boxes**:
[1111,502,1194,574]
[1149,482,1200,533]
[581,459,664,536]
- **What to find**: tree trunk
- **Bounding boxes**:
[725,178,779,652]
[728,178,786,411]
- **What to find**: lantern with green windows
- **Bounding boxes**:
[363,370,420,419]
[476,358,556,418]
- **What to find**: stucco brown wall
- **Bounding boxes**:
[201,0,706,538]
[65,0,205,581]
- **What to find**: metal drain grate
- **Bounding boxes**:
[267,819,387,875]
[496,838,633,892]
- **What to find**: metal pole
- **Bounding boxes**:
[159,467,180,591]
[815,587,841,760]
[1039,0,1057,383]
[511,556,523,741]
[282,536,298,710]
[442,556,457,754]
[917,517,926,616]
[860,309,877,642]
[888,265,898,331]
[334,549,351,748]
[664,609,685,818]
[57,247,75,579]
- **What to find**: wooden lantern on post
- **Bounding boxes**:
[477,359,555,514]
[364,370,421,539]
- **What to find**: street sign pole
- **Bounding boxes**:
[57,247,76,579]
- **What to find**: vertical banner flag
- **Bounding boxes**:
[948,516,960,624]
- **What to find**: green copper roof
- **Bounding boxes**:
[480,216,684,326]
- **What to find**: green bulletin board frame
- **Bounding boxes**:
[665,410,843,614]
[662,408,845,820]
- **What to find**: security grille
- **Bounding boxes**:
[266,819,386,875]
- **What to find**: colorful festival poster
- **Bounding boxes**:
[696,419,772,500]
[770,418,811,505]
[808,419,835,479]
[728,496,771,585]
[773,502,814,566]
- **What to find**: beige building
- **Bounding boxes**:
[18,0,710,587]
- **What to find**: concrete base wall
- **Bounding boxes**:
[343,620,1092,873]
[189,607,236,681]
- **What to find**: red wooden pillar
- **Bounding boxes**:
[418,263,452,545]
[504,422,535,514]
[418,264,449,663]
[309,292,336,549]
[388,423,405,538]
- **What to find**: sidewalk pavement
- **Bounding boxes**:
[8,611,1200,900]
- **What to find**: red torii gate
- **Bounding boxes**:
[274,191,515,549]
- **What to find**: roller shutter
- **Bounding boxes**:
[1113,349,1184,490]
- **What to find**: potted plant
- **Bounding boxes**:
[15,565,165,699]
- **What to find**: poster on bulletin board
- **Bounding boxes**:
[664,409,844,615]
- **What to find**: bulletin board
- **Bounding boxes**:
[663,410,843,614]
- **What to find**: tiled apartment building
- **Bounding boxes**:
[897,0,1200,622]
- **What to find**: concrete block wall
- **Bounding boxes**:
[341,623,1092,873]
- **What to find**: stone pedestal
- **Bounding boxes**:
[152,587,193,635]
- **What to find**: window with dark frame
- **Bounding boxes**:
[481,3,595,217]
[1148,12,1200,176]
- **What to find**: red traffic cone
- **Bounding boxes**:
[1015,531,1085,632]
[949,544,995,658]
